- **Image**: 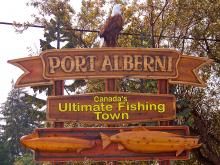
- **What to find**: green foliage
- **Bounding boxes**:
[86,79,105,93]
[29,0,89,94]
[28,0,76,49]
[173,82,220,164]
[175,153,202,165]
[77,0,106,47]
[0,84,44,163]
[0,141,10,165]
[65,80,87,93]
[119,79,157,93]
[14,153,35,165]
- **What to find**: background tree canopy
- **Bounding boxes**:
[0,0,219,164]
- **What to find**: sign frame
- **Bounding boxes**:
[8,48,212,88]
[47,92,176,123]
[33,126,190,162]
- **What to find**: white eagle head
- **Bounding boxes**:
[111,4,121,16]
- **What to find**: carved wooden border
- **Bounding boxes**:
[8,48,212,87]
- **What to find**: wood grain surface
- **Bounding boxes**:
[8,48,212,87]
[47,92,176,123]
[34,126,190,162]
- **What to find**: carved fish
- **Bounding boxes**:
[20,132,95,153]
[100,127,201,156]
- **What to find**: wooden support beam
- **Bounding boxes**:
[52,80,64,165]
[158,79,170,165]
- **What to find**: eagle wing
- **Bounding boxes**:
[100,14,123,38]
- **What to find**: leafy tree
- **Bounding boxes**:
[28,0,76,50]
[28,0,89,94]
[0,83,45,163]
[0,141,10,165]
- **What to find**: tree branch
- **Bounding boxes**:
[153,0,169,24]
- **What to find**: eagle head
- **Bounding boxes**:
[111,4,122,16]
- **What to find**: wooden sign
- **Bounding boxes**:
[8,48,212,87]
[47,92,176,123]
[20,126,194,161]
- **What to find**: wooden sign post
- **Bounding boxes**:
[8,48,212,164]
[158,80,170,165]
[52,27,65,165]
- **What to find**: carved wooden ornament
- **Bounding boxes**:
[8,48,212,88]
[21,126,194,161]
[47,92,176,123]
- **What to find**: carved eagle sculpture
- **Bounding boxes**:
[100,4,123,47]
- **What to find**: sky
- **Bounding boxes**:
[0,0,81,104]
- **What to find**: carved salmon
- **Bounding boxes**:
[20,132,95,153]
[100,128,201,156]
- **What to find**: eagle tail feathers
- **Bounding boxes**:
[99,37,105,48]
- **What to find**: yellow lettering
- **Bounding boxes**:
[58,103,67,112]
[106,105,113,111]
[158,104,165,112]
[94,96,99,102]
[121,113,129,120]
[118,102,125,111]
[102,113,109,120]
[94,112,101,120]
[109,113,121,120]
